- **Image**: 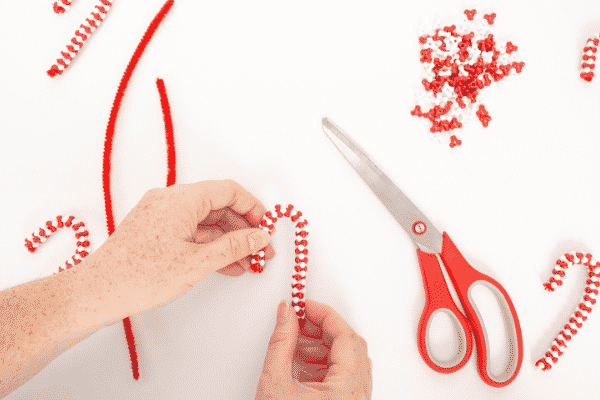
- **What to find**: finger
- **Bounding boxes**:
[323,334,361,383]
[185,180,267,228]
[186,228,270,276]
[294,360,329,383]
[304,299,352,342]
[261,301,299,383]
[296,340,329,364]
[215,262,245,276]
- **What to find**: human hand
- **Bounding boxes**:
[91,180,275,319]
[256,299,372,400]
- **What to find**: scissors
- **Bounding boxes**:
[321,118,523,387]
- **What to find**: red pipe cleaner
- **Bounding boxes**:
[53,0,73,14]
[102,0,174,381]
[156,78,176,187]
[580,33,599,82]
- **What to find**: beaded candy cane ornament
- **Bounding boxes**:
[535,251,600,371]
[24,216,91,273]
[47,0,113,77]
[580,33,599,82]
[250,204,309,324]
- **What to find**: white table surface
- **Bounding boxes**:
[1,0,599,399]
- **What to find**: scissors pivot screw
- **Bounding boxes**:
[413,221,427,235]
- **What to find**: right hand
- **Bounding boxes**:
[255,299,372,399]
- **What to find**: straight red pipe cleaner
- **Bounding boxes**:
[102,0,174,381]
[156,78,176,187]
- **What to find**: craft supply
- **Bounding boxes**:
[102,0,174,381]
[24,215,90,273]
[53,0,74,14]
[47,0,113,77]
[322,118,523,387]
[412,9,525,147]
[535,252,600,371]
[580,33,599,82]
[250,205,309,323]
[156,78,176,186]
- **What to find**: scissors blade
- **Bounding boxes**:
[321,118,443,253]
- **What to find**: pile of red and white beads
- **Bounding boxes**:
[535,251,600,371]
[251,204,309,321]
[412,9,525,147]
[47,0,113,77]
[580,33,599,82]
[24,215,91,273]
[53,0,74,14]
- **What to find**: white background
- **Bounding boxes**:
[1,0,599,399]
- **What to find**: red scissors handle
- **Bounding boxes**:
[416,249,473,373]
[439,232,523,387]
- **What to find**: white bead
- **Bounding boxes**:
[299,270,306,277]
[560,255,568,262]
[552,340,558,347]
[292,296,300,303]
[557,334,565,341]
[262,227,270,232]
[569,322,578,329]
[591,276,599,282]
[299,262,306,268]
[584,301,592,308]
[294,306,300,312]
[259,260,265,266]
[298,279,306,286]
[551,282,557,289]
[296,216,306,224]
[300,288,307,294]
[553,274,561,281]
[297,245,305,251]
[576,317,584,324]
[593,267,600,274]
[545,357,553,363]
[581,310,590,317]
[77,246,86,252]
[292,288,299,294]
[63,58,71,66]
[258,251,265,257]
[250,258,256,264]
[588,291,597,299]
[73,253,82,261]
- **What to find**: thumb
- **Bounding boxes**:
[193,228,270,273]
[261,300,299,382]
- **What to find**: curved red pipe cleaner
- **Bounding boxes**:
[156,78,176,187]
[102,0,174,381]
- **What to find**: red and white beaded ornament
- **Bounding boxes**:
[24,215,91,273]
[412,9,525,147]
[53,0,74,14]
[535,251,600,371]
[251,204,309,322]
[580,33,599,82]
[47,0,113,77]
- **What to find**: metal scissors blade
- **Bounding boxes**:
[321,118,443,254]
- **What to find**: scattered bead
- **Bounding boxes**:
[250,204,309,322]
[535,251,600,371]
[47,0,113,77]
[413,10,524,147]
[24,216,91,273]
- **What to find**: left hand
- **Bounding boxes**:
[89,180,275,318]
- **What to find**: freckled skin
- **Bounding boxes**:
[0,180,372,398]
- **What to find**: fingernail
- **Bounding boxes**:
[277,300,289,324]
[249,230,270,253]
